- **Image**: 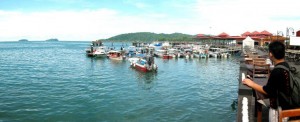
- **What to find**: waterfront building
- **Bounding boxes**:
[196,30,286,47]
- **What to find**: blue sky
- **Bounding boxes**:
[0,0,299,41]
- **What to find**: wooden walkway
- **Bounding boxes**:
[236,49,300,122]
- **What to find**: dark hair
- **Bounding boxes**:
[268,41,285,59]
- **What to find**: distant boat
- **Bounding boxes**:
[45,38,59,42]
[18,39,29,42]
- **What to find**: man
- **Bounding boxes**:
[243,41,291,121]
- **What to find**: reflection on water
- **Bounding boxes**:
[231,99,238,111]
[131,68,157,90]
[109,59,127,67]
[184,58,193,63]
[162,59,170,63]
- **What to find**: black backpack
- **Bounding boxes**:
[275,65,300,108]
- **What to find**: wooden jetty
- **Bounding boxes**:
[236,47,300,122]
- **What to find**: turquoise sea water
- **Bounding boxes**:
[0,41,240,122]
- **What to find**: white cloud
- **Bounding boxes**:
[193,0,300,36]
[0,0,299,41]
[0,8,201,41]
[0,9,120,41]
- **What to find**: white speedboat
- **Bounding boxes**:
[94,46,107,58]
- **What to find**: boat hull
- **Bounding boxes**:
[162,55,173,59]
[129,57,157,72]
[109,56,125,60]
[95,54,107,58]
[131,63,157,72]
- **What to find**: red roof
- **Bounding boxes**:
[242,31,251,36]
[197,34,205,37]
[218,32,229,37]
[229,36,246,39]
[251,31,260,36]
[196,34,211,39]
[260,30,272,36]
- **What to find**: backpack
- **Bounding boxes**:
[275,65,300,108]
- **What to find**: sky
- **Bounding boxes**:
[0,0,299,41]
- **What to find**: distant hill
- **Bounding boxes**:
[104,32,196,42]
[45,38,59,41]
[18,39,29,42]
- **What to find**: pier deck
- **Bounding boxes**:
[237,49,300,122]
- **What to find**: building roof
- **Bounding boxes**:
[251,31,260,36]
[196,34,205,37]
[242,31,251,36]
[196,30,274,41]
[218,32,229,37]
[260,30,272,36]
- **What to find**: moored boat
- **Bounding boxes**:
[183,49,194,58]
[129,55,158,72]
[126,46,137,57]
[162,54,173,59]
[154,49,167,58]
[86,40,104,57]
[86,44,95,57]
[94,46,107,58]
[107,50,126,60]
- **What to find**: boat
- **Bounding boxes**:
[208,48,221,58]
[208,48,231,58]
[193,45,208,58]
[162,48,178,59]
[107,50,125,60]
[128,55,158,72]
[86,45,95,57]
[183,49,194,58]
[150,42,162,46]
[162,53,173,59]
[94,46,107,58]
[85,40,104,57]
[154,49,167,58]
[126,46,137,57]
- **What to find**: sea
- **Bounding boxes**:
[0,41,240,122]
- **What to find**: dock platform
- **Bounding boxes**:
[236,49,300,122]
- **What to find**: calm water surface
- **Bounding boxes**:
[0,41,240,122]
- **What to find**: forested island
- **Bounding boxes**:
[18,39,29,42]
[45,38,59,42]
[104,32,196,42]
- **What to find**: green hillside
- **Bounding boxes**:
[104,32,196,42]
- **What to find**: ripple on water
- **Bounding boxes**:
[0,42,240,121]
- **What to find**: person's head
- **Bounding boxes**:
[268,41,285,60]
